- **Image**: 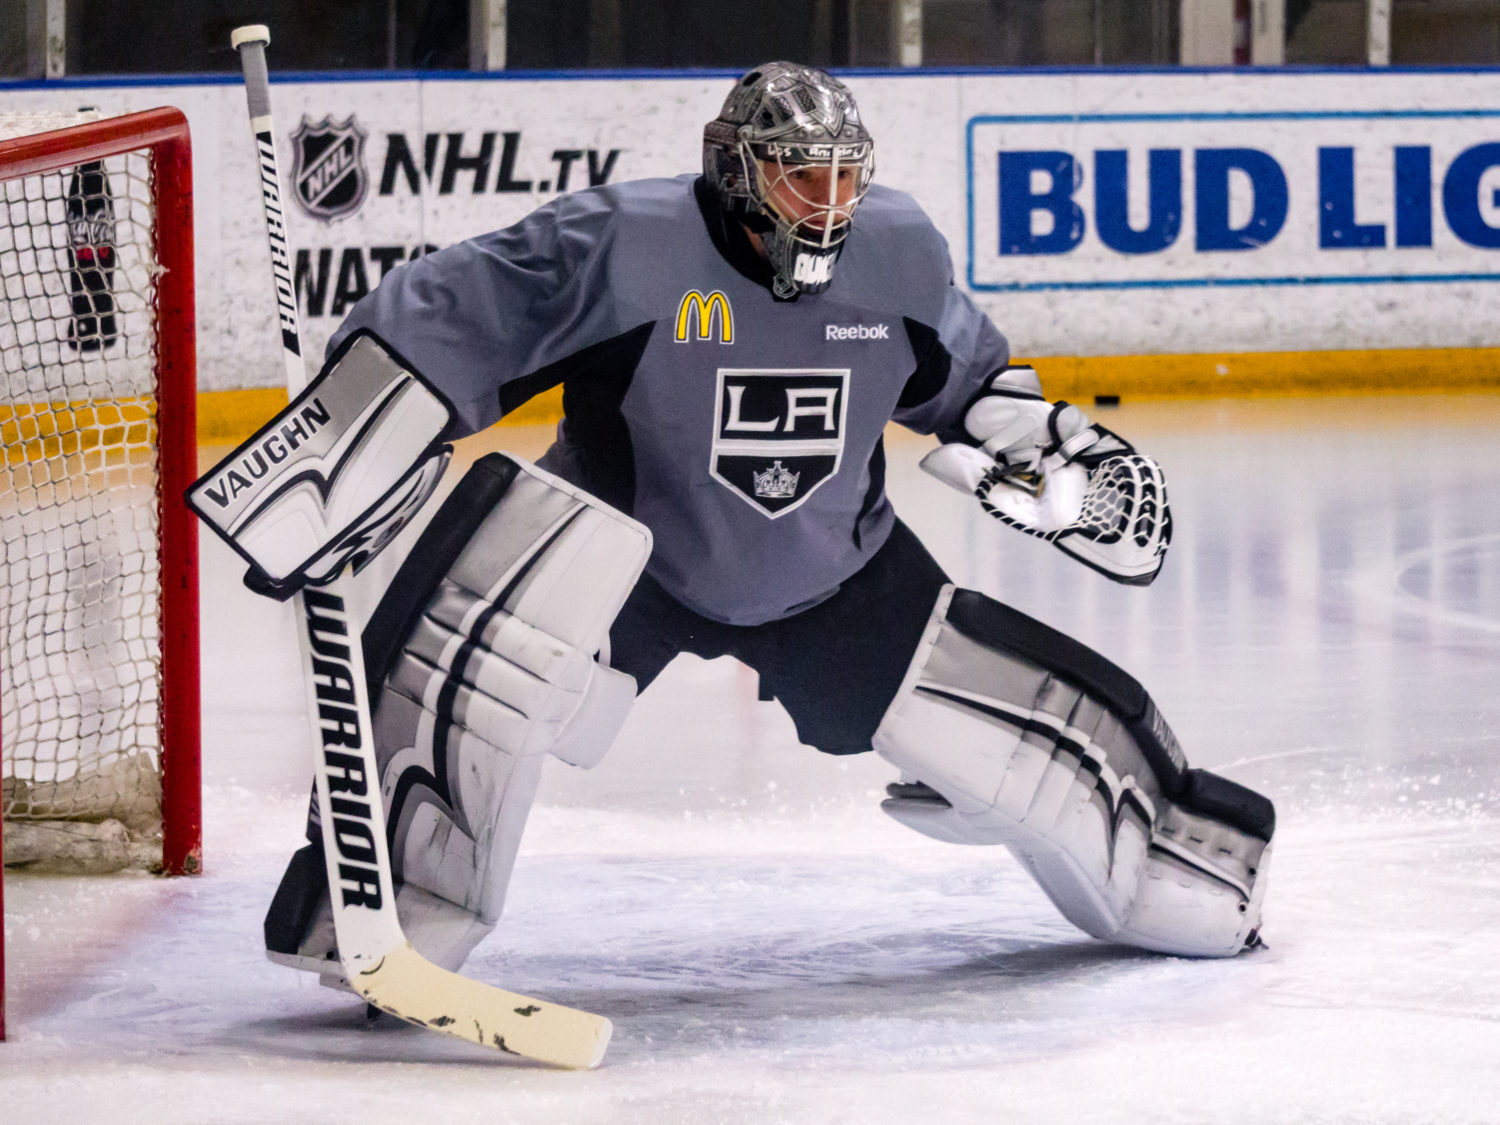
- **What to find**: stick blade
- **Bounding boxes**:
[351,943,612,1069]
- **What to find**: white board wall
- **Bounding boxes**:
[5,68,1500,390]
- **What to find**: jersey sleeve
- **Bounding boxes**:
[327,188,624,436]
[882,204,1010,440]
[892,281,1011,440]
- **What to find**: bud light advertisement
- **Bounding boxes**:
[966,108,1500,292]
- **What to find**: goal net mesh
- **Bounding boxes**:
[1,113,168,871]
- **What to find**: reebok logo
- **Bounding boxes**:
[825,323,890,341]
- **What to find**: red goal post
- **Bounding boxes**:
[0,108,201,1041]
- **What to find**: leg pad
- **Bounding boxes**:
[875,585,1273,957]
[266,453,651,978]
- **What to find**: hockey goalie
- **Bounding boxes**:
[210,62,1272,1007]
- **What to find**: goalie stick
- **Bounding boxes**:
[230,25,611,1068]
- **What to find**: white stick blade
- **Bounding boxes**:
[353,944,613,1069]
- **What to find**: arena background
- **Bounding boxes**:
[6,5,1500,1121]
[7,3,1500,441]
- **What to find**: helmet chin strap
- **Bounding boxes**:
[739,222,802,300]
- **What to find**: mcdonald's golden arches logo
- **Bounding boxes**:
[674,289,733,344]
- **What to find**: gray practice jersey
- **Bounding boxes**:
[330,173,1009,626]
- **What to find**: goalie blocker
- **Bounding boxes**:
[266,452,651,982]
[188,330,456,600]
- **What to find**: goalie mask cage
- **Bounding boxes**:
[0,108,201,1041]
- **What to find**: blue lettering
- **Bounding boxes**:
[1194,148,1288,252]
[1095,149,1181,255]
[1394,146,1432,248]
[1318,148,1385,249]
[999,151,1084,255]
[1442,142,1500,248]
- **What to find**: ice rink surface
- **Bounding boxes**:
[4,394,1499,1124]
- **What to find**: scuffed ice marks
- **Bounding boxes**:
[466,850,1258,1069]
[6,405,1500,1121]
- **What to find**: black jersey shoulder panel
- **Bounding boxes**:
[853,435,886,550]
[553,320,657,514]
[497,320,653,419]
[899,317,952,411]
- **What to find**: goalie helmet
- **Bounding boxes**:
[703,62,875,299]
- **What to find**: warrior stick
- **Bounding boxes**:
[230,24,611,1068]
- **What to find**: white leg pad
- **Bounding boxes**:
[377,456,650,940]
[269,453,651,977]
[875,585,1273,958]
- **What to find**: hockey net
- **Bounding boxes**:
[0,108,200,913]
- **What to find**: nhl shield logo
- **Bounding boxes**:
[711,368,848,518]
[290,115,368,223]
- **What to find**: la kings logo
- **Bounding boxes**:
[291,115,369,223]
[711,369,847,517]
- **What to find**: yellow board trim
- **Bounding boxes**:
[191,347,1499,447]
[2,396,156,466]
[196,386,288,445]
[1028,346,1500,401]
[195,384,567,447]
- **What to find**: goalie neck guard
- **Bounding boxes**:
[703,61,875,299]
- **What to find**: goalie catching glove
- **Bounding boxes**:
[922,365,1172,586]
[187,330,455,600]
